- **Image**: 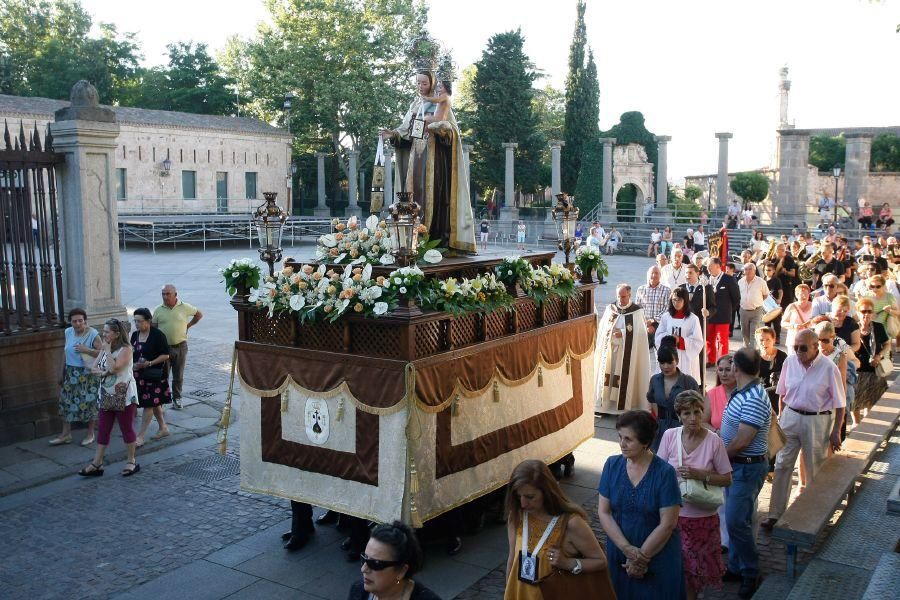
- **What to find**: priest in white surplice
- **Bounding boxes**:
[654,286,705,383]
[595,284,650,415]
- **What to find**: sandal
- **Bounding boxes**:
[122,462,141,477]
[78,463,104,477]
[49,435,72,446]
[134,437,145,448]
[80,435,95,447]
[151,430,170,441]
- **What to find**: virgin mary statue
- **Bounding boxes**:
[383,71,476,253]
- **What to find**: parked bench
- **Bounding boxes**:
[771,389,900,578]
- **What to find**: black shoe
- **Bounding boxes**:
[281,531,292,541]
[738,576,758,599]
[283,534,310,552]
[316,510,340,526]
[446,536,462,556]
[722,570,742,583]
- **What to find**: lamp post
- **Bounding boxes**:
[552,192,580,269]
[832,166,841,225]
[389,191,421,267]
[254,192,288,276]
[161,157,172,177]
[706,175,714,212]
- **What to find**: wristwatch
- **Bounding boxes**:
[571,558,583,575]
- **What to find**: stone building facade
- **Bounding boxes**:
[0,94,292,214]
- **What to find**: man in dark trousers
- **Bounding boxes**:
[705,257,740,368]
[680,264,717,384]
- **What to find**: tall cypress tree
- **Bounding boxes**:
[561,0,587,193]
[471,30,542,195]
[573,50,601,211]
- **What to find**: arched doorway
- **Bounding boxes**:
[615,183,643,222]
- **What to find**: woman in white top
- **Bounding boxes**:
[79,318,141,477]
[781,284,815,355]
[648,227,662,257]
[655,288,705,383]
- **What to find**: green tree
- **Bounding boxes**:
[870,133,900,172]
[729,171,770,208]
[561,0,589,193]
[573,138,601,214]
[603,111,658,177]
[219,0,426,199]
[684,185,703,203]
[808,134,846,172]
[471,29,543,195]
[453,64,477,140]
[0,0,140,103]
[668,186,701,224]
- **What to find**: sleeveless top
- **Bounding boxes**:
[64,326,99,368]
[96,346,138,406]
[503,513,568,600]
[707,384,730,432]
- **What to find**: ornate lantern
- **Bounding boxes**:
[552,192,580,268]
[389,191,421,267]
[254,192,288,276]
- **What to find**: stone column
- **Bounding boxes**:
[549,140,565,195]
[715,132,733,209]
[655,136,672,210]
[500,142,519,222]
[314,152,330,217]
[599,137,616,209]
[774,129,810,218]
[346,150,361,217]
[844,133,873,207]
[383,145,394,216]
[50,81,126,323]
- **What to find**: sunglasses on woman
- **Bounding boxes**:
[793,344,809,353]
[818,337,833,345]
[360,553,402,571]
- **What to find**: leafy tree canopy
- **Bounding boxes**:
[729,171,769,205]
[870,133,900,172]
[808,134,845,172]
[603,111,658,178]
[684,185,703,202]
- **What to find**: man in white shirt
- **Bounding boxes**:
[811,274,840,317]
[661,249,688,290]
[737,262,769,349]
[692,225,707,253]
[763,329,844,529]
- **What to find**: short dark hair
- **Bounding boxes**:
[133,307,152,321]
[668,287,692,317]
[656,344,678,364]
[733,347,761,377]
[616,410,658,447]
[68,307,87,321]
[369,521,424,577]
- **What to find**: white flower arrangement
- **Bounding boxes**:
[315,216,444,266]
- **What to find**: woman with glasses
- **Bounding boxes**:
[655,288,705,384]
[78,318,140,477]
[130,308,172,446]
[853,298,891,425]
[348,521,440,600]
[503,460,610,599]
[829,295,862,352]
[861,274,900,338]
[781,284,814,356]
[815,321,855,433]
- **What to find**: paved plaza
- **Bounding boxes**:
[0,242,896,599]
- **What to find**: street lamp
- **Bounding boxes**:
[389,191,421,267]
[832,166,842,224]
[161,157,172,177]
[254,192,289,276]
[552,192,580,268]
[706,175,715,212]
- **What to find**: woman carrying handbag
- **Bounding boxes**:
[131,307,172,446]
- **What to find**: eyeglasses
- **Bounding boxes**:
[869,285,882,290]
[859,309,874,314]
[161,292,174,296]
[818,337,833,344]
[824,284,836,288]
[793,345,809,353]
[360,553,402,571]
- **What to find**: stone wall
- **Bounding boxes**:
[5,113,290,215]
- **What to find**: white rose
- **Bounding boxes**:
[379,253,395,265]
[423,249,442,264]
[320,234,338,248]
[399,286,407,294]
[361,264,372,281]
[289,294,305,311]
[366,215,379,231]
[373,302,388,315]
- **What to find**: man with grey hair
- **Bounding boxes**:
[762,328,844,531]
[595,283,649,414]
[153,284,203,409]
[737,262,769,349]
[661,248,688,289]
[811,273,840,318]
[635,265,672,353]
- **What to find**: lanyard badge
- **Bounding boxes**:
[517,513,559,585]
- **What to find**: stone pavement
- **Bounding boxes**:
[0,244,894,599]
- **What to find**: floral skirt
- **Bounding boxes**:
[679,514,724,592]
[58,365,99,423]
[855,372,888,412]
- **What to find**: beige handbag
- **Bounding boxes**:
[768,409,787,458]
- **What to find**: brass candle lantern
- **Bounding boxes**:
[389,191,421,267]
[552,192,580,269]
[254,191,288,276]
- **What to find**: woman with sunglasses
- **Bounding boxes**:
[815,321,855,434]
[862,274,900,338]
[349,521,440,600]
[781,284,814,356]
[503,460,611,599]
[853,298,891,425]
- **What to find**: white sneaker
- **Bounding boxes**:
[172,398,183,409]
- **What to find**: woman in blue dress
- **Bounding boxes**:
[598,410,685,599]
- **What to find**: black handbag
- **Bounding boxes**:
[141,365,165,381]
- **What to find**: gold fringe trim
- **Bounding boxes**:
[217,347,239,455]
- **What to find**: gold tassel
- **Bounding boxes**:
[218,405,231,428]
[452,394,460,416]
[538,366,544,387]
[281,390,289,413]
[566,356,571,374]
[218,346,238,455]
[493,381,500,403]
[336,398,345,422]
[409,457,423,528]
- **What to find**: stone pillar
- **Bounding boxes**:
[844,133,873,207]
[599,137,616,209]
[314,152,330,217]
[549,140,564,195]
[500,142,519,222]
[346,150,360,217]
[774,129,810,218]
[715,132,733,209]
[383,145,394,216]
[50,81,126,324]
[655,136,672,210]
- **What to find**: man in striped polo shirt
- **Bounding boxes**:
[719,348,771,599]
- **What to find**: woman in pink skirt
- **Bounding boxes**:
[658,390,733,600]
